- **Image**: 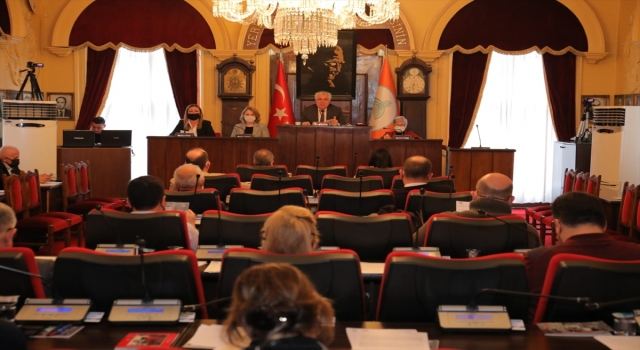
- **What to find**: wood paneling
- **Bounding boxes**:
[57,147,131,198]
[448,148,515,191]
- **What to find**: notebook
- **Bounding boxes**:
[100,130,132,147]
[62,130,95,148]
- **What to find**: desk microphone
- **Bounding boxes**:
[584,296,640,311]
[0,264,44,279]
[314,156,320,197]
[182,296,232,312]
[467,288,591,311]
[193,174,200,196]
[96,205,123,248]
[471,125,489,149]
[214,193,225,249]
[135,237,152,303]
[448,174,456,199]
[476,210,532,237]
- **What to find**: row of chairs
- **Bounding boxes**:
[618,182,640,240]
[3,247,639,324]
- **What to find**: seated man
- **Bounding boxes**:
[301,91,345,126]
[253,149,275,166]
[525,191,640,320]
[90,116,106,144]
[128,175,198,252]
[0,146,51,190]
[382,116,421,139]
[169,147,214,190]
[172,164,204,192]
[414,173,540,248]
[392,156,453,210]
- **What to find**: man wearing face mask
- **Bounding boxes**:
[382,116,421,139]
[0,146,51,190]
[170,104,216,137]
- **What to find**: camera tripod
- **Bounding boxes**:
[17,67,44,101]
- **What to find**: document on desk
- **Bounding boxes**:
[346,328,430,350]
[182,324,226,349]
[204,261,222,274]
[595,336,640,350]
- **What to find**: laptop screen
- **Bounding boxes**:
[100,130,132,147]
[62,130,95,148]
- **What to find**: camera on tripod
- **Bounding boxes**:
[27,61,44,69]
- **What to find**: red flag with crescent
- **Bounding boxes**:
[268,60,295,137]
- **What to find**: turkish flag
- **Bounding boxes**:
[268,60,295,137]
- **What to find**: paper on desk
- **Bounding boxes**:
[346,328,430,350]
[594,336,640,350]
[197,261,208,268]
[456,201,470,212]
[204,261,222,274]
[182,324,226,349]
[40,182,61,188]
[360,262,385,275]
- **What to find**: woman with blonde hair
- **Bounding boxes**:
[261,206,319,254]
[170,104,215,137]
[230,106,270,137]
[224,263,334,349]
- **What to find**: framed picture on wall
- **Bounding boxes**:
[47,92,74,120]
[581,95,609,108]
[296,30,357,100]
[613,95,625,106]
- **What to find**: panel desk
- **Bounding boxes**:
[447,148,516,191]
[57,147,131,198]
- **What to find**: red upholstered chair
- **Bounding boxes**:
[0,247,46,307]
[60,163,114,217]
[585,174,601,197]
[199,210,270,248]
[617,182,637,237]
[295,165,348,191]
[227,188,308,215]
[75,161,126,209]
[316,189,394,216]
[390,174,403,190]
[235,164,289,182]
[250,174,314,195]
[321,174,385,192]
[203,173,241,204]
[354,166,401,189]
[633,185,640,240]
[525,169,575,227]
[164,188,222,215]
[404,190,472,222]
[533,253,640,324]
[572,171,589,192]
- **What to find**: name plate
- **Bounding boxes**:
[16,298,91,323]
[438,305,511,331]
[109,299,182,324]
[394,135,412,140]
[314,122,330,126]
[236,134,253,138]
[175,133,194,137]
[196,245,243,261]
[96,244,138,256]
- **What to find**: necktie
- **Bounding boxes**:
[320,109,325,122]
[59,110,63,116]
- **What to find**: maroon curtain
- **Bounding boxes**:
[164,50,197,117]
[543,53,577,142]
[448,52,489,148]
[75,48,116,130]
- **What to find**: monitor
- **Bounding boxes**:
[62,130,95,148]
[100,130,132,147]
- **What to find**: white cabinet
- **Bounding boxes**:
[551,142,576,200]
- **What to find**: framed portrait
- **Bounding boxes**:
[0,91,6,101]
[47,92,74,120]
[613,95,624,106]
[296,30,357,101]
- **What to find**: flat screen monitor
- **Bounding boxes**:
[100,130,132,147]
[62,130,95,148]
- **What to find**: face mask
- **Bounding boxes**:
[9,158,19,168]
[244,116,256,123]
[187,113,200,121]
[395,126,406,133]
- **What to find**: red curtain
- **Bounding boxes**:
[75,48,116,130]
[164,50,198,118]
[543,53,577,142]
[447,52,489,148]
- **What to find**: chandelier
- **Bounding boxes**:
[212,0,400,60]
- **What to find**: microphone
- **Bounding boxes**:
[314,155,320,197]
[182,296,232,312]
[584,296,640,311]
[476,210,533,237]
[215,193,224,249]
[471,125,489,149]
[0,264,44,279]
[448,175,456,199]
[358,170,363,216]
[97,205,123,248]
[352,152,357,177]
[193,173,200,196]
[277,170,283,207]
[467,288,591,311]
[135,237,152,303]
[412,187,426,250]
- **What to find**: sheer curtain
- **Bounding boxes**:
[464,51,557,203]
[101,47,180,179]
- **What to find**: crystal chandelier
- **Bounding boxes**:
[212,0,400,60]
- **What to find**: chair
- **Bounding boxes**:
[316,189,394,216]
[525,169,575,226]
[533,253,640,324]
[617,182,637,237]
[216,248,365,321]
[315,211,413,262]
[429,176,457,192]
[199,211,269,248]
[633,185,640,240]
[321,174,384,192]
[422,213,531,257]
[236,164,289,182]
[84,208,192,251]
[2,173,71,254]
[75,160,126,209]
[227,188,307,215]
[295,165,348,190]
[404,190,473,222]
[164,189,222,215]
[60,163,114,217]
[52,248,207,318]
[0,248,46,308]
[203,173,241,204]
[585,174,602,197]
[354,166,401,189]
[377,252,529,322]
[250,174,314,195]
[390,174,403,190]
[572,171,589,192]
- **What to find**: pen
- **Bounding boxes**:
[48,323,72,336]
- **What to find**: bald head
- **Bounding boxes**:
[401,156,433,184]
[475,173,514,203]
[0,202,17,248]
[185,148,210,172]
[0,146,18,159]
[253,149,274,166]
[173,164,204,191]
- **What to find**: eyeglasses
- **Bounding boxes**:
[475,193,511,202]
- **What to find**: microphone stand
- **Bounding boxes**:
[215,193,224,249]
[358,171,363,216]
[314,155,320,197]
[135,237,152,303]
[412,187,426,250]
[477,210,533,236]
[468,288,590,311]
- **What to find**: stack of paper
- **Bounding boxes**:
[182,324,227,349]
[346,328,430,350]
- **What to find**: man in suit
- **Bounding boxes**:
[392,156,452,210]
[90,116,106,144]
[301,91,345,126]
[253,149,274,166]
[0,146,51,190]
[55,96,72,117]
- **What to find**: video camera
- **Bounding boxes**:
[27,61,44,69]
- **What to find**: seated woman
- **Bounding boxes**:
[231,106,270,137]
[224,263,334,350]
[382,116,421,139]
[261,206,319,254]
[367,148,393,168]
[170,104,216,137]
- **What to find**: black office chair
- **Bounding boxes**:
[354,166,401,189]
[377,252,529,322]
[250,174,314,195]
[216,248,365,321]
[53,248,207,318]
[203,173,241,204]
[315,211,414,262]
[321,174,384,193]
[164,189,222,215]
[0,248,46,308]
[404,189,472,221]
[429,176,456,192]
[228,188,308,215]
[84,209,192,251]
[422,213,531,257]
[236,165,289,182]
[295,165,348,190]
[316,189,394,216]
[199,210,270,248]
[534,253,640,324]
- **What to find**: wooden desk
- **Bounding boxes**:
[57,147,131,198]
[599,186,622,231]
[40,182,63,212]
[447,148,515,191]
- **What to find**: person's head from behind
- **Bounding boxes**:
[261,206,319,254]
[91,117,106,134]
[183,104,203,130]
[0,202,17,248]
[224,263,334,347]
[173,164,204,191]
[0,146,19,168]
[368,148,393,168]
[253,149,274,166]
[393,116,408,133]
[185,147,210,172]
[401,156,432,185]
[473,173,514,205]
[127,175,165,211]
[240,106,261,125]
[552,191,606,243]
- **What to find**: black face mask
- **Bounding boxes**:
[8,158,19,168]
[187,113,200,121]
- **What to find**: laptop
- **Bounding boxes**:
[100,130,132,147]
[62,130,95,147]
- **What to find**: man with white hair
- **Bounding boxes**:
[172,164,204,191]
[382,116,421,139]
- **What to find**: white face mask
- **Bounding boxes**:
[244,116,256,123]
[395,126,406,133]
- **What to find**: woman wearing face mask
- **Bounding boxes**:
[382,116,421,139]
[230,106,270,137]
[170,104,216,137]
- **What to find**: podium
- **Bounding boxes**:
[57,147,131,198]
[447,148,515,191]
